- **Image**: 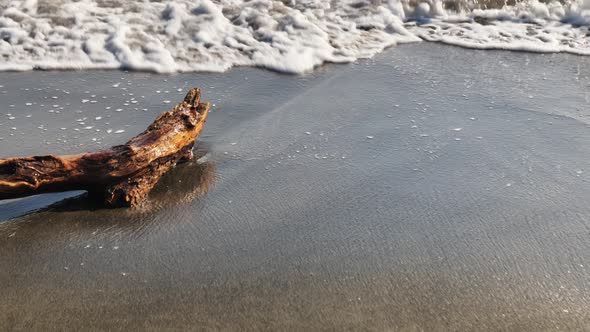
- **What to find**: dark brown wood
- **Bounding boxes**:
[0,88,210,207]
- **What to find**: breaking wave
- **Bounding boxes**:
[0,0,589,74]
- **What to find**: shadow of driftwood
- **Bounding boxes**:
[0,144,216,223]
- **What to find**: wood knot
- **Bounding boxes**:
[182,113,198,128]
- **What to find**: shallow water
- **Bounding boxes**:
[2,44,590,330]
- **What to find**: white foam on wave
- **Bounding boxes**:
[0,0,589,74]
[409,0,590,56]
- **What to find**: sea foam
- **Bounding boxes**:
[0,0,589,74]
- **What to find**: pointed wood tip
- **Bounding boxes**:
[183,88,201,107]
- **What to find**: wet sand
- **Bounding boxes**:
[2,44,590,330]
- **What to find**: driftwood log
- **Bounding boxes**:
[0,88,210,207]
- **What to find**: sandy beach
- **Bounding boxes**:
[2,43,590,330]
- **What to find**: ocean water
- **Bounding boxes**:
[0,0,589,74]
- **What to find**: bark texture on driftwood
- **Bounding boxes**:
[0,88,210,207]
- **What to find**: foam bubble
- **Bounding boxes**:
[409,0,590,56]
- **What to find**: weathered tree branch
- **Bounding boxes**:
[0,88,210,207]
